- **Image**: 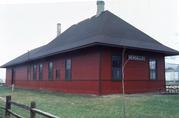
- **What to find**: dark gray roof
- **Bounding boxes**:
[1,10,179,68]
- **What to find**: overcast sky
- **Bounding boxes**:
[0,0,179,81]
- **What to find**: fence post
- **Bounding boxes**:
[5,95,11,116]
[30,101,36,118]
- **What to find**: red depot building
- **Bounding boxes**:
[1,1,179,95]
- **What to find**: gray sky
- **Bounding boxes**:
[0,0,179,81]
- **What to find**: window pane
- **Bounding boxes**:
[27,65,31,80]
[48,62,53,80]
[33,64,37,80]
[112,56,122,80]
[65,59,71,80]
[39,64,43,80]
[149,59,157,80]
[56,69,60,80]
[112,56,121,67]
[66,59,71,69]
[149,60,156,70]
[65,70,71,80]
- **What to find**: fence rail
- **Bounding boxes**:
[0,96,60,118]
[0,83,5,87]
[165,84,179,94]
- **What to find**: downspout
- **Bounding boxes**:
[122,47,126,118]
[122,48,129,94]
[122,48,126,96]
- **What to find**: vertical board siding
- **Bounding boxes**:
[72,51,100,81]
[6,68,12,86]
[15,65,27,81]
[6,47,100,94]
[5,47,165,95]
[100,48,165,94]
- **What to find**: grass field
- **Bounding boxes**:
[0,86,179,118]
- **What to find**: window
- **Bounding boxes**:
[112,55,122,80]
[48,62,53,80]
[149,59,157,80]
[33,64,37,80]
[39,64,43,80]
[27,65,31,80]
[56,69,60,80]
[65,59,71,80]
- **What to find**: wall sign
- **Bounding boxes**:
[128,55,145,61]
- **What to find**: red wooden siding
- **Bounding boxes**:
[6,47,101,94]
[5,47,166,95]
[100,48,165,94]
[6,68,12,86]
[15,65,27,81]
[72,52,99,81]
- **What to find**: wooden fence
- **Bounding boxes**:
[165,84,179,94]
[0,96,60,118]
[0,83,5,86]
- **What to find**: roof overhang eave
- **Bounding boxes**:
[1,42,179,68]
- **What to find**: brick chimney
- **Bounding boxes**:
[57,23,61,36]
[96,0,105,16]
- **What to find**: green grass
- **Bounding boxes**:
[0,86,179,118]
